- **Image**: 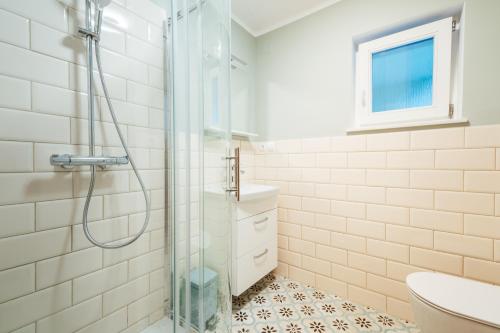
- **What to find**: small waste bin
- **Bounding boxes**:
[180,267,218,329]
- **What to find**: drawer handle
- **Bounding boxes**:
[254,248,268,260]
[253,217,269,225]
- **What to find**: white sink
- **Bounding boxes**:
[204,183,279,202]
[239,184,279,202]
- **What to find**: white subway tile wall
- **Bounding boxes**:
[0,0,166,332]
[253,125,500,321]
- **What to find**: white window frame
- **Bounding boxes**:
[355,17,453,128]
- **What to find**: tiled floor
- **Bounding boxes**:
[232,274,420,333]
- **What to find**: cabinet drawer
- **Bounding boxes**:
[232,239,277,296]
[235,209,277,258]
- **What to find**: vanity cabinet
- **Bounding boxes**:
[232,196,278,296]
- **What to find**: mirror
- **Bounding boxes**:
[231,20,257,137]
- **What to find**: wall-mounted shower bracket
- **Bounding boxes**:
[78,27,99,40]
[50,154,129,169]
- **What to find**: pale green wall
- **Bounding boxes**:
[255,0,500,140]
[232,20,257,68]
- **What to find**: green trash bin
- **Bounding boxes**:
[180,267,219,329]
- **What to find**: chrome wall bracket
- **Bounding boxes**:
[50,154,129,169]
[78,27,99,40]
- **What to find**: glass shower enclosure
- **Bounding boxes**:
[167,0,233,332]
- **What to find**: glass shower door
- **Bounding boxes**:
[169,0,232,332]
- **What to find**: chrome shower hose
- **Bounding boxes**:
[82,7,150,249]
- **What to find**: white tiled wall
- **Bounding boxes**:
[0,0,166,332]
[253,125,500,321]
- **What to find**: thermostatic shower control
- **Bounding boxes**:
[50,154,129,169]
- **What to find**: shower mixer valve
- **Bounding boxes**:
[50,154,129,169]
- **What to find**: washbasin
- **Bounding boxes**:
[239,184,279,202]
[204,183,279,201]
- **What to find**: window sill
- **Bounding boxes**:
[346,118,469,134]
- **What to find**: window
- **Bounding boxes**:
[355,17,457,129]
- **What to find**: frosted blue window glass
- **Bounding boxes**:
[372,37,434,113]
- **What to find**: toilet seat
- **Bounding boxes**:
[406,272,500,329]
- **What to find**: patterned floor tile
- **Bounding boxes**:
[232,273,420,333]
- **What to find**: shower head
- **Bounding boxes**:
[93,0,109,36]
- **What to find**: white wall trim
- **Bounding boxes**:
[231,14,259,37]
[232,0,343,37]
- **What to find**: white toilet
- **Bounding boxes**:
[407,272,500,333]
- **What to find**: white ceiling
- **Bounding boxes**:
[232,0,342,37]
